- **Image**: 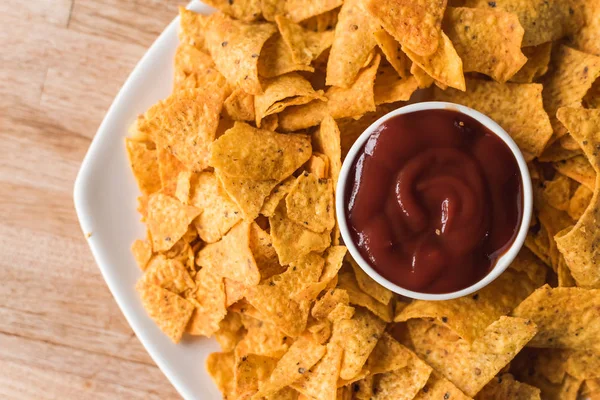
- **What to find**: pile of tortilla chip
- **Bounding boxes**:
[125,0,600,398]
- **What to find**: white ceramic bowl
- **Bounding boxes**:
[336,101,533,301]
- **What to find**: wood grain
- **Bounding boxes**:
[0,0,184,398]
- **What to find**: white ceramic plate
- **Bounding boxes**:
[73,2,221,399]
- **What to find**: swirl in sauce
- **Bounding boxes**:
[346,109,523,294]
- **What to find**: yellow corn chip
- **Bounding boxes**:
[411,63,435,89]
[560,135,582,151]
[147,193,200,252]
[371,352,433,400]
[294,246,347,302]
[179,7,210,51]
[204,0,261,22]
[303,154,329,179]
[365,0,447,57]
[187,267,227,336]
[374,29,411,79]
[461,0,582,47]
[331,307,387,380]
[260,177,296,217]
[210,122,311,181]
[313,115,342,188]
[566,351,600,381]
[205,13,276,95]
[572,0,600,57]
[553,155,596,191]
[312,288,350,320]
[206,351,236,398]
[157,146,187,195]
[554,107,600,287]
[325,0,378,87]
[196,221,261,286]
[269,201,331,265]
[409,316,537,397]
[174,170,192,205]
[542,46,600,138]
[512,285,600,351]
[414,373,471,400]
[255,73,325,127]
[237,315,292,358]
[348,256,393,305]
[125,139,161,195]
[444,7,527,82]
[285,172,335,233]
[259,34,315,78]
[568,184,593,221]
[223,88,255,122]
[476,373,541,400]
[131,239,153,271]
[234,353,278,399]
[364,332,411,375]
[327,303,355,323]
[434,79,552,159]
[190,171,242,243]
[215,311,244,352]
[173,44,228,92]
[136,282,194,343]
[249,222,286,280]
[510,42,552,84]
[374,65,420,105]
[292,342,343,400]
[142,257,194,294]
[338,272,393,323]
[306,317,333,344]
[558,255,577,288]
[257,336,327,397]
[508,247,548,287]
[539,140,582,163]
[275,16,334,65]
[543,173,571,211]
[351,375,374,400]
[225,278,247,307]
[217,171,279,221]
[284,0,343,23]
[403,32,465,91]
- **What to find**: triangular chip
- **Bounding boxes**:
[295,246,348,302]
[206,351,235,398]
[178,7,210,51]
[364,332,411,375]
[223,88,255,122]
[285,172,335,233]
[157,145,187,195]
[205,13,277,95]
[371,351,433,400]
[275,15,334,65]
[187,267,227,337]
[141,257,195,294]
[131,239,153,271]
[313,115,342,188]
[434,79,552,159]
[510,42,552,84]
[553,155,596,191]
[348,256,393,305]
[196,221,261,286]
[413,373,471,400]
[292,342,343,400]
[210,122,311,181]
[283,0,343,23]
[260,177,296,217]
[217,172,279,221]
[214,312,244,352]
[571,0,600,57]
[136,282,194,343]
[325,0,378,87]
[258,34,315,78]
[338,272,393,322]
[147,193,200,252]
[125,138,161,195]
[568,184,593,221]
[234,353,278,399]
[374,29,411,79]
[374,66,420,105]
[476,373,542,400]
[365,0,447,56]
[173,43,227,91]
[444,7,527,82]
[202,0,262,22]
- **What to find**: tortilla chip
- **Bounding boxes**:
[325,0,378,87]
[257,335,326,397]
[196,221,261,286]
[571,0,600,57]
[260,177,296,217]
[154,87,226,172]
[136,282,194,343]
[542,45,600,138]
[553,155,596,191]
[476,373,541,400]
[555,107,600,287]
[330,307,387,380]
[126,139,161,195]
[411,63,435,89]
[539,140,582,162]
[512,285,600,351]
[338,272,393,323]
[249,223,286,281]
[223,88,255,122]
[292,342,343,400]
[285,172,335,233]
[461,0,582,47]
[434,79,553,158]
[205,13,276,95]
[255,73,325,127]
[217,172,279,221]
[187,267,227,337]
[409,316,537,396]
[348,256,393,305]
[173,44,228,92]
[444,7,526,82]
[403,32,465,91]
[374,29,411,79]
[234,353,278,398]
[225,278,247,307]
[351,375,374,400]
[206,351,235,398]
[414,373,471,400]
[364,332,411,375]
[203,0,262,22]
[374,65,420,105]
[131,239,153,271]
[303,154,329,179]
[543,173,571,211]
[508,247,548,287]
[142,257,195,294]
[535,203,573,272]
[275,16,334,65]
[269,201,331,265]
[295,246,347,302]
[284,0,343,23]
[365,0,447,57]
[510,42,552,84]
[215,312,244,352]
[179,7,210,51]
[566,351,600,381]
[396,260,542,343]
[147,193,200,252]
[259,34,315,78]
[568,184,593,221]
[210,122,311,181]
[157,146,187,195]
[313,115,342,188]
[237,315,292,358]
[371,352,433,400]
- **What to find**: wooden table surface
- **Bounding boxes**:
[1,1,186,398]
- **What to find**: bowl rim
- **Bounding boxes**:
[335,101,533,301]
